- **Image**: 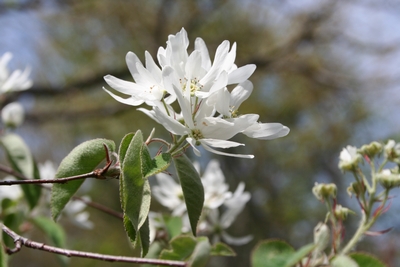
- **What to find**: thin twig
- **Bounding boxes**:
[0,172,97,185]
[0,163,124,220]
[2,224,187,266]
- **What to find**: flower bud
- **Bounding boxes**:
[376,167,400,189]
[338,146,362,171]
[1,102,24,128]
[346,182,365,197]
[359,141,382,158]
[334,204,354,220]
[313,222,330,252]
[312,183,337,202]
[384,140,400,164]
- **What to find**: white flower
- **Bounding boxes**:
[201,160,232,209]
[204,182,253,245]
[338,145,362,171]
[1,102,25,128]
[64,197,94,229]
[106,28,289,158]
[0,52,32,94]
[152,172,186,216]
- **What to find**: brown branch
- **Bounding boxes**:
[0,163,123,220]
[0,172,97,185]
[2,224,187,267]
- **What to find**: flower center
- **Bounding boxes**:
[191,129,204,145]
[180,77,203,96]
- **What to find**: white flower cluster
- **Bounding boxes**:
[104,28,289,158]
[0,52,33,128]
[152,159,252,245]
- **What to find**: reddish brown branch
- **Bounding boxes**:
[2,224,186,266]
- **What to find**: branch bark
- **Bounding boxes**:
[1,224,187,266]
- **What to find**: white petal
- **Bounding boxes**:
[243,123,290,140]
[227,64,256,85]
[200,140,254,158]
[153,106,188,135]
[103,88,144,106]
[103,75,144,95]
[194,37,211,70]
[221,232,253,246]
[230,80,253,109]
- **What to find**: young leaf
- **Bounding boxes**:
[160,235,211,267]
[251,239,295,267]
[187,237,211,267]
[211,242,236,257]
[141,146,171,179]
[284,243,316,267]
[173,154,204,236]
[0,133,41,209]
[350,252,387,267]
[331,255,359,267]
[51,138,115,221]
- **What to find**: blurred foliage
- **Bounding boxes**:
[2,0,399,266]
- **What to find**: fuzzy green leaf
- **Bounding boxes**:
[350,252,387,267]
[188,237,211,267]
[251,239,295,267]
[0,133,41,209]
[51,138,115,221]
[173,155,204,236]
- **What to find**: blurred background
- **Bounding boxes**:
[1,0,400,266]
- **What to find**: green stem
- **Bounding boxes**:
[167,135,188,155]
[340,190,389,255]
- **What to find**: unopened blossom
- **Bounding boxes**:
[338,145,362,171]
[0,52,32,94]
[384,140,400,163]
[1,101,24,128]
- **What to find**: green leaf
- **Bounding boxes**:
[284,243,316,267]
[119,131,148,230]
[211,242,236,257]
[165,216,183,239]
[0,224,8,267]
[160,235,211,266]
[32,216,66,248]
[173,155,204,236]
[350,252,387,267]
[188,237,211,267]
[141,147,171,179]
[160,235,198,261]
[138,215,151,257]
[331,255,359,267]
[143,241,165,267]
[0,133,41,209]
[119,131,153,256]
[51,138,115,221]
[251,239,295,267]
[31,216,69,266]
